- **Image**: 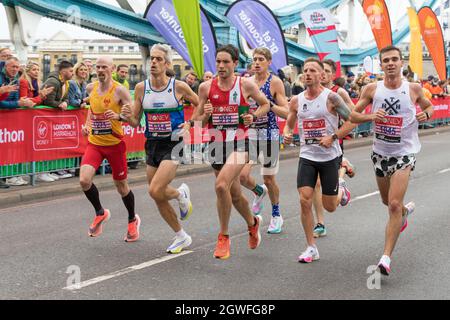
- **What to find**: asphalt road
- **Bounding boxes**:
[1,131,450,300]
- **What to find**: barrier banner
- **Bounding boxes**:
[225,0,288,73]
[417,6,448,80]
[300,3,342,77]
[145,0,217,73]
[362,0,393,51]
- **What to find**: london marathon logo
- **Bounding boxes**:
[310,11,326,25]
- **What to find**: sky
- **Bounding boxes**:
[0,0,431,42]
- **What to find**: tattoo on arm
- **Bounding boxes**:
[329,92,351,120]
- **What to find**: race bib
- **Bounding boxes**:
[91,113,112,135]
[303,119,326,145]
[147,113,172,134]
[375,116,403,143]
[212,105,239,130]
[249,104,268,129]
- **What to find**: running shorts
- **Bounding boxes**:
[297,157,342,195]
[145,139,184,168]
[248,139,280,176]
[81,141,127,181]
[208,139,249,171]
[371,152,416,178]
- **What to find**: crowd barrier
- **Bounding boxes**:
[1,97,449,185]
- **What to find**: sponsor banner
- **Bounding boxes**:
[362,0,393,51]
[417,7,448,80]
[225,0,288,73]
[300,3,341,77]
[145,0,217,74]
[407,7,423,79]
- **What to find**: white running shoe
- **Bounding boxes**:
[378,255,391,276]
[339,180,351,206]
[267,215,283,234]
[57,170,73,179]
[177,183,193,221]
[37,173,55,182]
[6,177,28,186]
[48,173,60,181]
[166,233,192,254]
[252,184,268,215]
[401,201,415,233]
[298,245,320,263]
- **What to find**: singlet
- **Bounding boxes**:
[297,88,342,162]
[141,77,184,140]
[88,81,124,146]
[372,81,421,156]
[208,76,250,142]
[248,74,279,141]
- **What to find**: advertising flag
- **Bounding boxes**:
[407,7,423,79]
[362,0,393,51]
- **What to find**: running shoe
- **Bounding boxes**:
[124,214,141,242]
[298,246,320,263]
[166,233,192,254]
[88,209,111,237]
[339,180,351,206]
[267,215,283,234]
[378,255,391,276]
[248,215,262,249]
[313,223,327,238]
[213,233,231,260]
[400,201,415,233]
[341,157,355,178]
[178,183,193,221]
[252,184,268,215]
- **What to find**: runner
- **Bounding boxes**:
[349,45,433,275]
[121,44,199,254]
[196,44,270,260]
[80,56,140,242]
[312,59,357,238]
[238,47,288,234]
[283,57,353,263]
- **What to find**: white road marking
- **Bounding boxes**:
[63,250,193,291]
[351,191,380,202]
[438,168,450,174]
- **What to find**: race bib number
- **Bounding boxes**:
[212,105,239,130]
[147,113,172,134]
[91,113,112,135]
[375,116,403,143]
[249,104,268,129]
[303,119,326,145]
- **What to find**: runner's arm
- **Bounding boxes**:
[122,82,144,128]
[284,95,298,136]
[411,83,434,122]
[194,81,212,126]
[244,80,270,118]
[271,76,289,119]
[349,83,376,124]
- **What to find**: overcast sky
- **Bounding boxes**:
[0,0,430,41]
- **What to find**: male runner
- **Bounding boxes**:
[238,47,288,234]
[122,44,199,254]
[312,59,357,238]
[349,46,433,275]
[80,56,139,242]
[283,58,353,263]
[197,45,270,260]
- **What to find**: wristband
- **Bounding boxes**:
[332,133,338,141]
[118,113,127,122]
[425,112,430,120]
[188,120,194,127]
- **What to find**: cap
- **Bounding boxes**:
[346,71,355,77]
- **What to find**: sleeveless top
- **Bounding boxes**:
[372,81,421,156]
[248,74,279,141]
[297,88,342,162]
[141,77,184,140]
[88,81,123,146]
[208,76,250,142]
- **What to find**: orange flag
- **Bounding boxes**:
[362,0,393,51]
[418,7,447,80]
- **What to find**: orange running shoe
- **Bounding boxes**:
[213,233,230,260]
[88,209,110,237]
[124,214,141,242]
[341,158,355,178]
[248,215,262,249]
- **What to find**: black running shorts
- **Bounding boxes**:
[145,139,184,168]
[297,157,342,195]
[208,139,249,171]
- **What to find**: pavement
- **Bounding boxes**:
[1,125,449,209]
[1,129,450,300]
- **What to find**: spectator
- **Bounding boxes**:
[278,68,292,99]
[428,77,444,98]
[349,83,360,99]
[68,62,89,108]
[344,71,355,93]
[184,72,199,94]
[112,64,130,90]
[19,62,53,105]
[0,57,35,110]
[202,71,213,82]
[42,60,73,110]
[0,84,18,101]
[83,59,96,83]
[291,73,305,95]
[0,48,13,71]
